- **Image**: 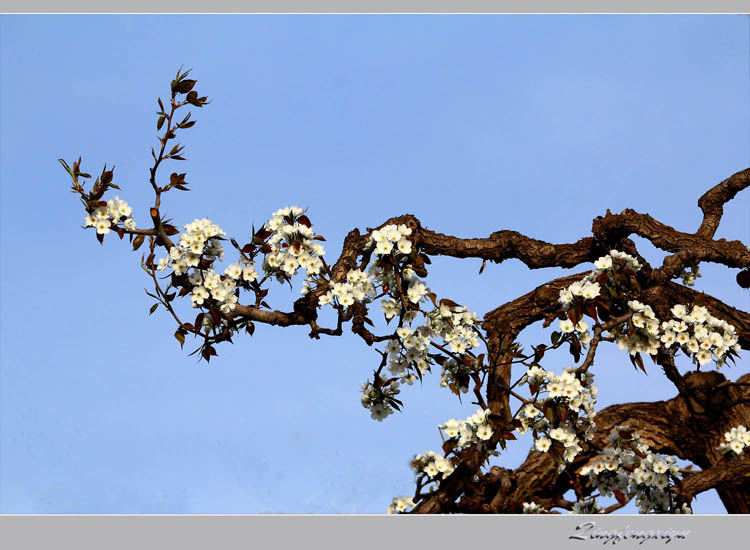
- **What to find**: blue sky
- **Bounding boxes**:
[0,15,748,514]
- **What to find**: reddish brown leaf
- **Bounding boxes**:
[438,298,460,309]
[585,303,598,323]
[209,307,222,325]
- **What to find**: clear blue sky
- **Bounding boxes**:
[1,15,748,514]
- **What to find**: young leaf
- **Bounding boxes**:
[133,235,146,250]
[174,329,186,348]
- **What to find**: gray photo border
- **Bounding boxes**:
[0,1,749,13]
[1,3,748,550]
[0,514,749,548]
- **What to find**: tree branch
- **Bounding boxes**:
[675,456,750,504]
[696,168,750,239]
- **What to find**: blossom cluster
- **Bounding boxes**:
[411,450,455,481]
[360,376,401,421]
[439,408,494,449]
[318,269,376,307]
[84,196,136,234]
[571,498,603,514]
[558,250,642,310]
[559,318,592,346]
[373,270,480,390]
[263,206,326,283]
[557,250,739,369]
[630,452,683,513]
[382,301,481,389]
[717,425,749,456]
[355,233,482,416]
[520,367,598,467]
[658,304,740,367]
[154,219,250,315]
[439,357,471,394]
[386,495,415,514]
[365,226,482,382]
[612,301,739,367]
[431,304,481,354]
[368,223,414,257]
[384,331,431,378]
[372,265,429,311]
[580,427,690,514]
[160,218,226,273]
[613,300,662,357]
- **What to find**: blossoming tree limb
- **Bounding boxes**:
[62,69,750,514]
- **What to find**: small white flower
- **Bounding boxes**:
[696,349,713,366]
[671,304,688,318]
[434,457,453,473]
[549,427,568,442]
[729,439,745,455]
[441,419,461,438]
[396,238,412,255]
[688,306,708,324]
[522,502,543,514]
[594,255,612,270]
[282,257,299,276]
[535,436,552,452]
[95,219,111,235]
[225,263,243,279]
[190,286,210,306]
[406,282,427,304]
[375,240,394,255]
[242,265,258,282]
[569,281,585,297]
[581,282,600,300]
[476,425,493,441]
[559,319,575,333]
[559,290,574,306]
